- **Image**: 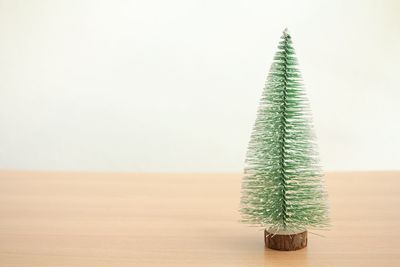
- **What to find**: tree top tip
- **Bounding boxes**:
[283,28,290,36]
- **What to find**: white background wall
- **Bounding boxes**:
[0,0,399,172]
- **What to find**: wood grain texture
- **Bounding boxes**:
[0,171,399,266]
[264,230,307,251]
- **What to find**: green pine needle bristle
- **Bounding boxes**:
[240,29,329,233]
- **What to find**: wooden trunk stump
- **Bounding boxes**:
[264,229,307,251]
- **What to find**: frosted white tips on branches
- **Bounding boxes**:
[240,30,329,232]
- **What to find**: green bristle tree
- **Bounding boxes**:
[240,29,329,249]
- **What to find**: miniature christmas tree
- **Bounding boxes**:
[240,29,329,251]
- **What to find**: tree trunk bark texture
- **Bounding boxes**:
[264,229,307,251]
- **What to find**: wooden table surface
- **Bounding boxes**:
[0,171,399,266]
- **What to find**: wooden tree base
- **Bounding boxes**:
[264,229,307,251]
